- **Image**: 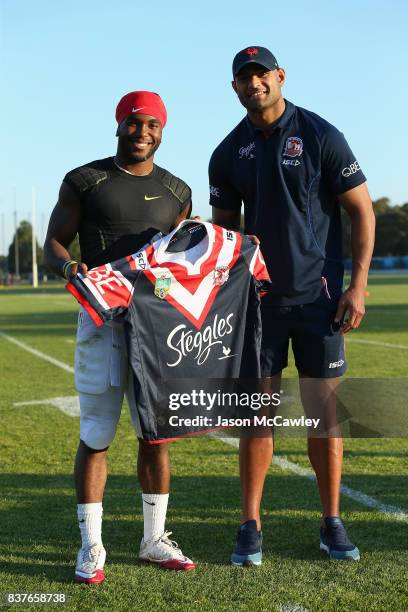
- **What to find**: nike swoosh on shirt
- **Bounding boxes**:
[144,195,162,201]
[132,107,144,112]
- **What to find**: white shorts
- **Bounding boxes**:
[75,309,142,449]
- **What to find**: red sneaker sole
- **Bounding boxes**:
[75,569,106,584]
[160,560,196,571]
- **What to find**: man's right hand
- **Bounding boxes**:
[64,261,88,279]
[248,234,260,245]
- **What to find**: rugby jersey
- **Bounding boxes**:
[66,220,270,442]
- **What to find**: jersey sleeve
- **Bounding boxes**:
[242,238,272,297]
[66,262,135,326]
[321,126,366,195]
[209,145,242,210]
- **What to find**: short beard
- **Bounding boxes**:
[117,139,161,164]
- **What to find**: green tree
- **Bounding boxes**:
[8,220,44,275]
[0,255,8,279]
[374,205,408,256]
[373,197,391,216]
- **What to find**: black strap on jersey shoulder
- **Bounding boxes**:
[155,165,191,206]
[64,166,109,194]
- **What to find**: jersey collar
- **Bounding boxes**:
[155,220,215,273]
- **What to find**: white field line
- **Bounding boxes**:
[2,330,407,521]
[0,331,74,374]
[347,338,408,350]
[14,396,80,417]
[211,434,408,522]
[279,605,309,612]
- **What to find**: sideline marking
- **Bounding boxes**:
[0,331,74,374]
[3,330,407,521]
[212,434,408,522]
[347,338,408,350]
[14,396,79,417]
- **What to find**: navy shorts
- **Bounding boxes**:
[261,303,346,378]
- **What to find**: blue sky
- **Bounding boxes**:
[1,0,407,254]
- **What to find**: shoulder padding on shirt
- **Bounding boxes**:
[155,165,191,204]
[64,166,109,194]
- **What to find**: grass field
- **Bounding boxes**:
[0,275,407,611]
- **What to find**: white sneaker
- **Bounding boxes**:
[75,544,106,584]
[139,531,196,570]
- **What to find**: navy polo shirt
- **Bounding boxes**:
[209,100,367,306]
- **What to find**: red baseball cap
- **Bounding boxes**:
[115,91,167,127]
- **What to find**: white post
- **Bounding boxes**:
[14,188,20,278]
[32,187,38,288]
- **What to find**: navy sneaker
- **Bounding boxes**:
[231,520,262,566]
[320,517,360,560]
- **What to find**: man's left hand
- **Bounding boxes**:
[334,287,366,334]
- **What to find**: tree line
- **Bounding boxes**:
[342,198,408,258]
[1,198,407,277]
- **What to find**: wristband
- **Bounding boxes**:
[62,260,78,280]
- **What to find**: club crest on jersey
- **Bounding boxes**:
[155,274,171,299]
[213,266,229,286]
[283,136,303,157]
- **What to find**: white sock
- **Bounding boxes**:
[142,493,169,542]
[77,502,103,548]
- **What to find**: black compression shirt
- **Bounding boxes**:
[63,157,191,268]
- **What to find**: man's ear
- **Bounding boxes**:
[231,80,237,94]
[277,68,286,86]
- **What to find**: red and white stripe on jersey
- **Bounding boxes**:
[84,264,134,308]
[68,222,265,330]
[248,246,270,281]
[66,281,105,327]
[143,226,241,330]
[67,264,135,326]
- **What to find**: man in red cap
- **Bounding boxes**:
[44,91,195,583]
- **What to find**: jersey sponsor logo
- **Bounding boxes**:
[155,274,172,299]
[238,141,256,159]
[282,159,301,167]
[166,313,234,367]
[145,195,162,200]
[283,136,303,157]
[342,161,361,177]
[210,185,220,198]
[213,266,229,286]
[135,251,148,270]
[84,265,134,309]
[329,359,344,369]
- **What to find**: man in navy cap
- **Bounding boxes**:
[210,46,375,565]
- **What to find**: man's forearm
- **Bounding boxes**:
[44,238,76,277]
[348,209,376,289]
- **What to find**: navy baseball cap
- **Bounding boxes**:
[232,46,279,77]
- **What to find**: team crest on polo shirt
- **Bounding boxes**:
[283,136,303,157]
